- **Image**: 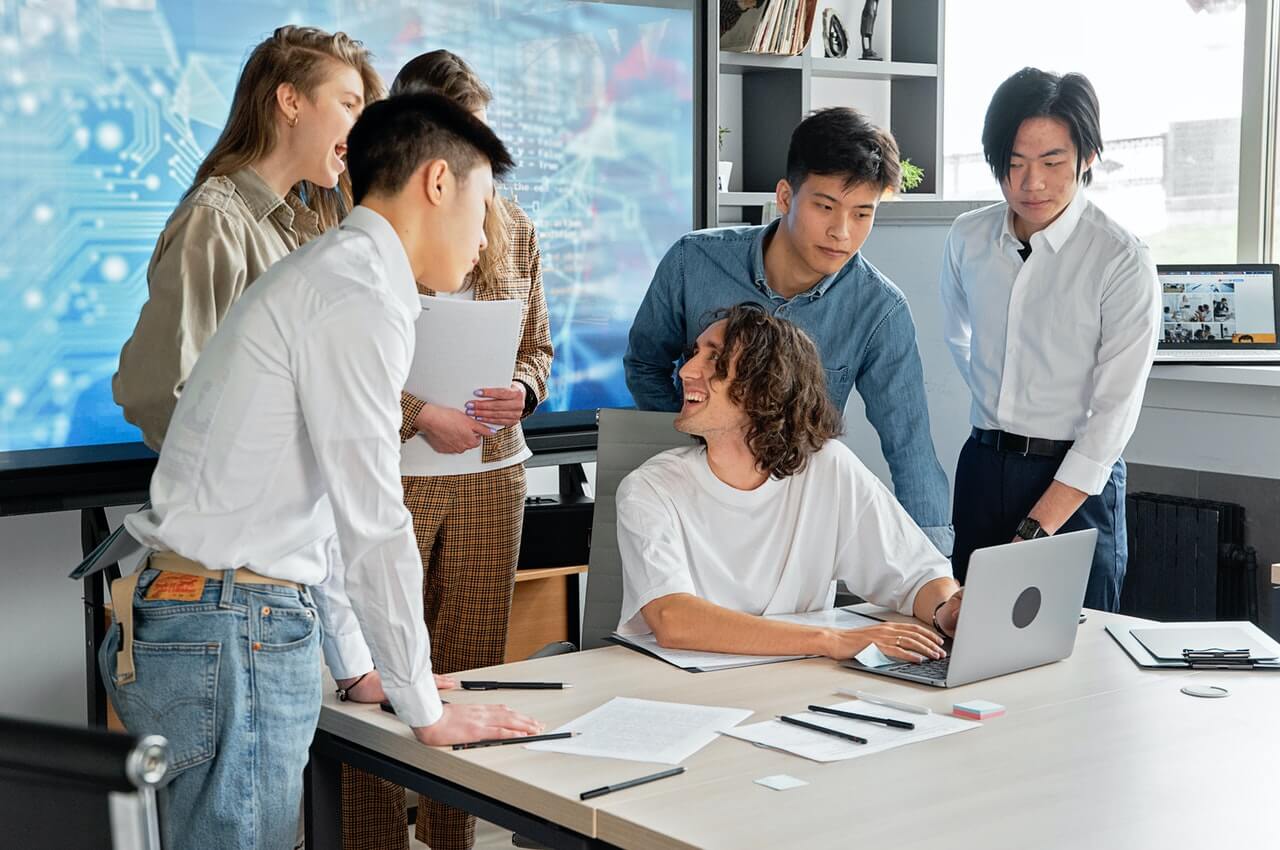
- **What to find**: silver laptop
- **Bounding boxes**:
[842,529,1097,687]
[1154,264,1280,364]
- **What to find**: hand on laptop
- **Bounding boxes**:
[823,623,946,663]
[413,703,544,746]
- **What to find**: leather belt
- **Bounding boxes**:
[971,427,1073,458]
[111,552,299,686]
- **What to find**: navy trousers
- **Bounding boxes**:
[951,436,1128,612]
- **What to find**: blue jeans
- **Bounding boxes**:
[951,436,1128,612]
[99,567,322,850]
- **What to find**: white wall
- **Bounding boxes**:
[839,203,983,491]
[0,504,141,724]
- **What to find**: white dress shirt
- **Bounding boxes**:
[615,441,952,635]
[125,206,443,727]
[939,191,1161,495]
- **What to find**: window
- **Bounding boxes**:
[942,0,1247,263]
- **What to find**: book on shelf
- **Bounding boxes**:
[720,0,817,56]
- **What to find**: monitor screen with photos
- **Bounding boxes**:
[1157,264,1280,349]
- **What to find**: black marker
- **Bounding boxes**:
[460,681,571,691]
[452,731,579,750]
[807,704,915,730]
[580,767,685,801]
[778,715,867,745]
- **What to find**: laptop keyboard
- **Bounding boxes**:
[885,656,950,679]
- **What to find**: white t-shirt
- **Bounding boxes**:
[615,440,952,635]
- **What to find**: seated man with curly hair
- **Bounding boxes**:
[616,303,964,663]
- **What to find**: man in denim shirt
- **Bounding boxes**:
[625,107,953,554]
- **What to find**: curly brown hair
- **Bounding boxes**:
[702,303,843,479]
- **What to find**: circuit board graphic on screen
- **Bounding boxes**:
[0,0,694,453]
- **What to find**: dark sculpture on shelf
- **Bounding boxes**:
[822,8,848,58]
[860,0,882,60]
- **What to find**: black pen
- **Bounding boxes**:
[807,704,915,730]
[580,766,685,801]
[452,731,579,750]
[777,715,867,745]
[460,681,572,691]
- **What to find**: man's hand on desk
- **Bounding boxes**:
[413,703,544,747]
[820,622,946,664]
[414,403,494,453]
[467,383,526,428]
[336,670,459,704]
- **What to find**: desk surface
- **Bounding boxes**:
[317,610,1280,850]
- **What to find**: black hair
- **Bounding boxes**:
[346,91,514,204]
[982,67,1103,187]
[785,107,901,193]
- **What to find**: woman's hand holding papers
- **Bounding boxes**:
[413,703,544,747]
[415,402,495,453]
[822,622,946,664]
[467,382,526,427]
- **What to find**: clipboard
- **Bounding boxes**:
[1107,621,1280,670]
[69,510,148,580]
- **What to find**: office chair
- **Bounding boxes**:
[579,408,691,649]
[0,713,170,850]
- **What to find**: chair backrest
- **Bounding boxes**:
[0,714,169,850]
[581,408,693,649]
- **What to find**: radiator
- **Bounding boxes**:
[1122,492,1259,622]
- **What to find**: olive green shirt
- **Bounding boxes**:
[113,168,321,450]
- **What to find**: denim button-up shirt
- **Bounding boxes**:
[624,222,954,555]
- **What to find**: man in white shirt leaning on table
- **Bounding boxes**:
[99,93,541,850]
[939,68,1161,612]
[615,303,963,662]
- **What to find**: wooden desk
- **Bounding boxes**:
[305,610,1280,850]
[506,565,586,663]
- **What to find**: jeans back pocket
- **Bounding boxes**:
[101,629,220,774]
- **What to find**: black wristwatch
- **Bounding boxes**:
[516,380,538,418]
[1014,517,1049,541]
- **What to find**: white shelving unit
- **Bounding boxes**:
[711,0,945,225]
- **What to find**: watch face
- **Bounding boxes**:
[1017,519,1044,540]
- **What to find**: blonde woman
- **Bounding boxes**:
[113,25,383,450]
[340,49,553,850]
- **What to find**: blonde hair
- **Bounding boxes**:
[192,25,385,231]
[391,49,511,286]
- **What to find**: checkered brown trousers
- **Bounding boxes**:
[340,464,527,850]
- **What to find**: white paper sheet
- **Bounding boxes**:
[524,697,754,764]
[400,296,523,476]
[610,607,882,672]
[722,699,979,763]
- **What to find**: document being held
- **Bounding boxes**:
[401,296,523,476]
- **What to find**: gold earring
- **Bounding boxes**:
[288,115,298,128]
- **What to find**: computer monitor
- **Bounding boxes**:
[1154,264,1280,363]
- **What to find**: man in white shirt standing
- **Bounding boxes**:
[99,93,541,850]
[616,304,963,662]
[939,68,1160,612]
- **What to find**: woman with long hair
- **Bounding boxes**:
[340,49,553,850]
[113,25,383,450]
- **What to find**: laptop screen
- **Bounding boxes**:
[1157,264,1280,350]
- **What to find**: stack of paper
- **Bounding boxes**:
[610,607,883,672]
[722,699,979,763]
[720,0,818,56]
[525,697,754,765]
[401,296,523,476]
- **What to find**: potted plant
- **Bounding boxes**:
[717,126,733,192]
[901,158,924,192]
